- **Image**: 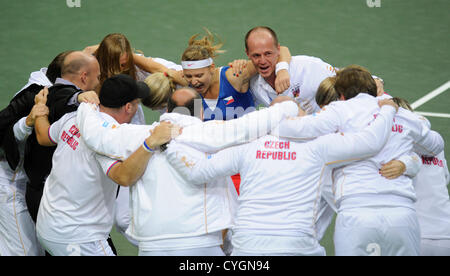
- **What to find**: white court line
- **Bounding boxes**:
[415,111,450,118]
[411,80,450,109]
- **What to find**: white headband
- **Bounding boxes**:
[181,58,213,70]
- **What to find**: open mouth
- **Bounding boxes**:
[193,83,204,91]
[258,65,271,75]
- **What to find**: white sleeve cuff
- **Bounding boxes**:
[13,117,33,142]
[398,153,422,178]
[275,61,289,75]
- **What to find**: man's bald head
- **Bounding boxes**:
[245,26,279,52]
[60,51,100,91]
[171,87,199,106]
[167,87,202,118]
[61,51,96,77]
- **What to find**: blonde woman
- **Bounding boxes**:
[180,29,291,121]
[142,72,176,114]
[315,77,339,108]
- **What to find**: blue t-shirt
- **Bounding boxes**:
[202,66,255,121]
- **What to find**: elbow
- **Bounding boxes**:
[36,134,53,147]
[36,135,45,146]
[113,175,135,187]
[436,135,445,154]
[112,174,137,187]
[108,162,137,187]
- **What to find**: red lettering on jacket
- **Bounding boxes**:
[392,124,403,133]
[421,156,444,167]
[264,140,290,150]
[256,150,297,161]
[68,125,81,138]
[60,127,80,151]
[373,114,404,134]
[61,131,69,142]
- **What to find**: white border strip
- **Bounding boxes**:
[411,81,450,109]
[414,111,450,118]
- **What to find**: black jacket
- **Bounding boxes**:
[23,84,82,191]
[0,84,44,170]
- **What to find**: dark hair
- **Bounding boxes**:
[245,26,279,52]
[167,88,201,117]
[392,97,413,111]
[46,50,75,83]
[334,65,377,100]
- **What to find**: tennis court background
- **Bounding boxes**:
[0,0,448,256]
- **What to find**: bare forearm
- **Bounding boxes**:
[108,121,178,186]
[279,46,292,63]
[133,54,166,73]
[35,116,53,146]
[108,146,153,186]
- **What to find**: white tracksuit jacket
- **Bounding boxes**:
[165,106,396,253]
[275,93,444,209]
[76,101,299,242]
[249,55,335,113]
[414,151,450,240]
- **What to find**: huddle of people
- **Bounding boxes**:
[0,26,448,256]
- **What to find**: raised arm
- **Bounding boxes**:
[274,46,292,94]
[33,88,54,146]
[133,54,187,86]
[225,59,256,93]
[82,44,99,55]
[227,45,292,94]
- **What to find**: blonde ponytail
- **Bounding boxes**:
[182,28,225,61]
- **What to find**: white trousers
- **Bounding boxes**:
[0,184,44,256]
[37,233,115,256]
[420,239,450,256]
[334,206,421,256]
[231,233,326,256]
[138,245,225,256]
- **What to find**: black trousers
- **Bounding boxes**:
[25,183,43,223]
